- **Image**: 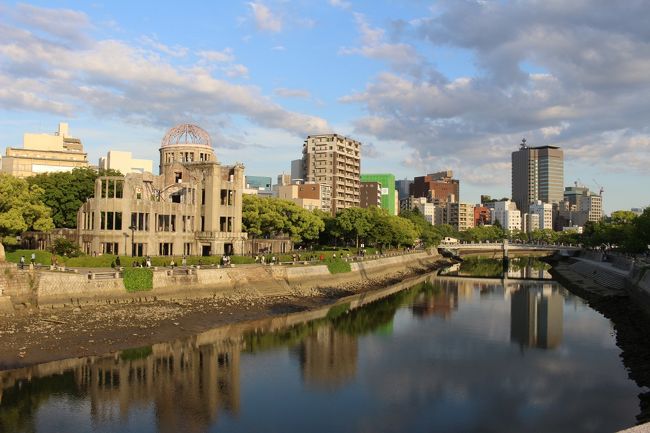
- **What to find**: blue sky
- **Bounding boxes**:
[1,0,649,213]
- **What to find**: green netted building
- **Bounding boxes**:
[360,173,396,215]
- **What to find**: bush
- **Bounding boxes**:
[52,238,80,257]
[326,258,351,274]
[122,268,153,292]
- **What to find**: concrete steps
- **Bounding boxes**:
[570,261,626,291]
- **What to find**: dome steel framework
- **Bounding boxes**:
[161,124,211,148]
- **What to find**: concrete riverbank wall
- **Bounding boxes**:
[2,251,441,309]
[549,251,650,309]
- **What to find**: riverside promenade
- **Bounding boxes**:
[0,249,444,311]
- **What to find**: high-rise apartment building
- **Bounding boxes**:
[512,139,564,214]
[302,134,361,214]
[445,202,475,231]
[410,170,459,204]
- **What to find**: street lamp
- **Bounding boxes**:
[128,225,136,256]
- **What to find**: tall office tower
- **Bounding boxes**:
[410,170,459,204]
[302,134,361,214]
[512,139,564,214]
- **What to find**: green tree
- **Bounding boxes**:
[335,207,373,248]
[0,174,54,237]
[27,167,121,228]
[242,195,324,243]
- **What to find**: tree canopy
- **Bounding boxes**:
[27,167,121,228]
[0,174,54,237]
[242,195,325,242]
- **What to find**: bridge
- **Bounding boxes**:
[437,241,580,258]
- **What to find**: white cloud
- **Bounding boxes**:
[339,13,426,76]
[272,45,286,51]
[197,48,234,63]
[274,87,311,99]
[329,0,351,10]
[140,36,188,58]
[224,64,249,78]
[340,1,650,185]
[249,2,283,33]
[0,4,329,139]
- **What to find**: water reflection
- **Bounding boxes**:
[0,340,241,433]
[511,285,564,349]
[296,324,358,390]
[0,261,647,433]
[440,256,553,280]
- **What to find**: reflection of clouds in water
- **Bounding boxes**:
[353,280,638,433]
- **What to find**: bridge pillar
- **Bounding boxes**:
[502,239,509,259]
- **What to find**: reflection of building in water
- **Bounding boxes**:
[81,341,240,433]
[297,324,357,389]
[411,281,459,319]
[506,264,552,280]
[511,286,563,349]
[0,340,241,433]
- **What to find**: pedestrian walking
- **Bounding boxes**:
[19,255,25,270]
[30,252,36,265]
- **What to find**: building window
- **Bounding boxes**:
[159,242,173,256]
[220,216,233,232]
[131,212,149,231]
[184,243,192,256]
[157,214,176,232]
[101,242,118,254]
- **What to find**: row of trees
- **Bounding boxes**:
[242,195,442,249]
[581,209,650,253]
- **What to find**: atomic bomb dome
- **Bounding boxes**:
[161,124,211,148]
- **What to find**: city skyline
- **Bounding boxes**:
[0,1,649,213]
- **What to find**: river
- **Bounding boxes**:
[0,257,646,433]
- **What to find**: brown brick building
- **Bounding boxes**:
[360,181,382,209]
[410,170,459,204]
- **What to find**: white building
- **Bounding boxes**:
[491,200,522,231]
[99,150,153,174]
[529,200,553,230]
[523,213,540,233]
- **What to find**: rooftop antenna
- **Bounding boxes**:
[520,138,527,149]
[592,178,604,196]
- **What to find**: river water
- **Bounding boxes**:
[0,257,646,433]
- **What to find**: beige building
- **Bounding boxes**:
[301,134,361,214]
[445,202,475,231]
[77,124,247,257]
[1,122,89,177]
[276,182,332,212]
[99,150,153,174]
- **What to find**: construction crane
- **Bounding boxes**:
[592,178,604,196]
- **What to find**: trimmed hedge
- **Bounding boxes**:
[123,268,153,292]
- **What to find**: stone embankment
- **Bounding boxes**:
[549,250,650,301]
[1,251,442,310]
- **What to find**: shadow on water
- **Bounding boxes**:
[550,264,650,425]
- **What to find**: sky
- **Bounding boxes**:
[0,0,649,214]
